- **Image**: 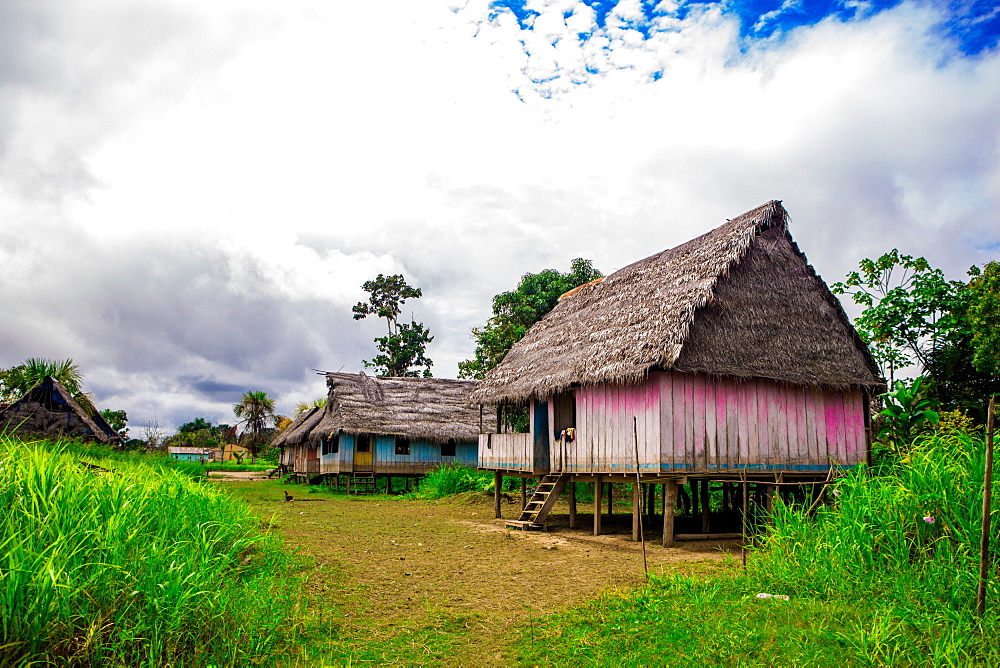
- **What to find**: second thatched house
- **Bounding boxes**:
[0,376,123,445]
[470,200,883,541]
[274,372,494,491]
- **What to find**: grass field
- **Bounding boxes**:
[0,435,306,666]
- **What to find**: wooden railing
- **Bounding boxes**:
[294,459,320,474]
[478,433,534,472]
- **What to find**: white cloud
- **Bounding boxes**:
[0,0,997,430]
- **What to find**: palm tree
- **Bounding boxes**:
[0,358,94,411]
[233,390,276,463]
[293,397,327,416]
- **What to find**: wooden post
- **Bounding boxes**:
[700,479,710,533]
[978,395,996,616]
[569,481,577,529]
[346,474,352,495]
[691,480,700,517]
[594,476,603,536]
[520,478,528,509]
[741,476,749,568]
[494,471,502,519]
[632,482,641,542]
[662,480,678,547]
[764,484,774,513]
[607,482,613,519]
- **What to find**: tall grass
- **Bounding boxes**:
[406,464,497,499]
[0,435,305,665]
[747,430,1000,662]
[514,431,1000,664]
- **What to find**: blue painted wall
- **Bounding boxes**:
[320,433,478,474]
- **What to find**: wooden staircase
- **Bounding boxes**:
[350,474,377,494]
[506,474,569,531]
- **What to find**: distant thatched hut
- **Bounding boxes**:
[470,201,883,542]
[275,372,494,492]
[0,376,123,445]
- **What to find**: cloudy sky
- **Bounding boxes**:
[1,0,998,433]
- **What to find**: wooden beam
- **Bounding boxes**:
[632,482,641,542]
[675,532,742,540]
[494,471,502,519]
[662,480,678,547]
[606,482,613,519]
[594,475,603,536]
[520,477,528,509]
[700,479,711,533]
[569,481,577,529]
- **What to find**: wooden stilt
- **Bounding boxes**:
[691,480,700,517]
[662,480,678,547]
[700,479,710,533]
[520,478,528,509]
[594,476,603,536]
[346,474,352,495]
[678,484,691,515]
[764,484,774,513]
[494,471,502,519]
[569,481,577,529]
[632,482,641,542]
[607,482,613,519]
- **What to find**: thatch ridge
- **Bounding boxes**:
[271,405,324,448]
[0,376,123,444]
[470,201,881,404]
[308,372,492,444]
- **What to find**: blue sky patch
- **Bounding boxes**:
[488,0,1000,56]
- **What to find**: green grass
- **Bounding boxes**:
[0,435,308,666]
[513,431,1000,665]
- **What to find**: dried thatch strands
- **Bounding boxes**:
[470,200,881,405]
[306,372,491,444]
[271,405,324,448]
[0,376,122,444]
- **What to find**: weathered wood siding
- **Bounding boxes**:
[374,436,477,475]
[320,434,352,474]
[554,371,867,474]
[656,372,866,471]
[320,433,478,475]
[478,433,534,472]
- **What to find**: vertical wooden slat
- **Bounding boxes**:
[757,379,771,469]
[736,379,749,469]
[691,374,706,472]
[743,380,756,468]
[704,375,717,470]
[676,375,688,470]
[660,373,674,472]
[815,388,828,465]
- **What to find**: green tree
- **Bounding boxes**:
[0,358,91,408]
[100,409,129,439]
[233,391,277,463]
[831,250,969,384]
[968,261,1000,376]
[459,258,603,380]
[353,274,434,377]
[293,398,327,416]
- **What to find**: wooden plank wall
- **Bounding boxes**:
[373,436,478,474]
[478,433,533,471]
[571,376,661,474]
[558,372,867,474]
[657,373,866,472]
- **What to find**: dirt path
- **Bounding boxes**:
[224,480,741,665]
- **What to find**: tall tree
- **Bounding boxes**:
[294,398,327,415]
[459,258,603,380]
[969,261,1000,376]
[833,251,1000,422]
[233,390,276,463]
[831,250,969,384]
[353,273,434,377]
[0,357,94,412]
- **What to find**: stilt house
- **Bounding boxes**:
[470,201,883,541]
[274,372,493,492]
[0,376,123,444]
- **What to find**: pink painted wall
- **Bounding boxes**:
[557,371,868,473]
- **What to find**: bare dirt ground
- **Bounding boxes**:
[222,479,742,665]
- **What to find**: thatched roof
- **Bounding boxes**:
[470,200,882,404]
[270,405,325,448]
[307,372,492,444]
[0,376,123,444]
